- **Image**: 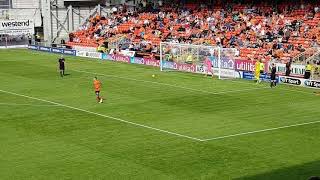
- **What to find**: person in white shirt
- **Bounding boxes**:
[142,0,146,8]
[112,7,117,13]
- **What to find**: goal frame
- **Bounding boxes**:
[160,42,236,80]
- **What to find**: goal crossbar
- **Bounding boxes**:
[160,42,238,79]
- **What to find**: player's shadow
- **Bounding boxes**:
[63,74,71,76]
[234,160,320,180]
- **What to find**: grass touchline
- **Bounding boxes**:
[0,89,204,142]
[1,88,318,142]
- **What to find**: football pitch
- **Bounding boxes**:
[0,49,319,180]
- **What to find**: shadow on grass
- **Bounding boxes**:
[235,160,320,180]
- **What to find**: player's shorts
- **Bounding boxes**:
[95,91,100,96]
[271,74,276,80]
[255,72,260,79]
[59,66,65,70]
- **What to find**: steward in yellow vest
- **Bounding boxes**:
[304,62,312,79]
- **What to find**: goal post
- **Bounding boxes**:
[160,42,239,79]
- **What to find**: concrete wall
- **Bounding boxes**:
[12,0,39,8]
[1,0,112,44]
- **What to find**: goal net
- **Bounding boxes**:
[0,34,30,48]
[160,42,238,79]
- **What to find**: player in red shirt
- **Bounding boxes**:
[93,77,103,103]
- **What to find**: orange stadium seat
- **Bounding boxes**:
[67,3,320,62]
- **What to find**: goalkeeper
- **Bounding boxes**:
[204,58,213,78]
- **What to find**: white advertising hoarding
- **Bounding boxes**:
[0,19,34,35]
[275,63,305,77]
[279,76,320,89]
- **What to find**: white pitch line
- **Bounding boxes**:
[73,70,269,95]
[0,103,60,107]
[0,89,203,142]
[278,86,316,95]
[202,120,320,141]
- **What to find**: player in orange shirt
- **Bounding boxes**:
[93,77,103,103]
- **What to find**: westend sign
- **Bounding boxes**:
[0,19,34,35]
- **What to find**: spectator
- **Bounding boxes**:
[129,43,134,51]
[142,0,147,9]
[304,61,312,79]
[285,59,292,76]
[297,45,305,52]
[28,34,32,45]
[67,2,320,64]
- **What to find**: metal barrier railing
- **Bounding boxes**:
[292,47,319,64]
[32,41,70,49]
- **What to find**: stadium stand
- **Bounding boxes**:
[67,1,320,62]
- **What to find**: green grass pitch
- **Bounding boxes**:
[0,49,319,180]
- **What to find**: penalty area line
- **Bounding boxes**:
[0,89,203,142]
[0,102,60,107]
[73,70,269,95]
[202,120,320,141]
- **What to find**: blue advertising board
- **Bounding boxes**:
[162,60,175,69]
[38,46,51,52]
[101,53,114,61]
[51,47,64,54]
[28,45,76,56]
[28,45,39,50]
[242,71,279,82]
[62,49,76,56]
[210,56,235,70]
[130,57,144,65]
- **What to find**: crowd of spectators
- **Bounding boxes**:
[67,1,320,63]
